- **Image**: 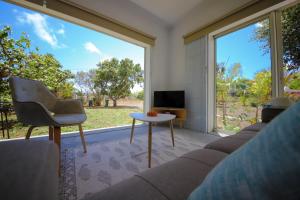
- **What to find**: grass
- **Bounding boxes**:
[3,107,143,139]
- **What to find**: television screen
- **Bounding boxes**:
[154,91,185,108]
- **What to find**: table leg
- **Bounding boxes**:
[4,112,9,139]
[170,120,175,147]
[130,118,136,144]
[1,112,4,138]
[148,122,152,168]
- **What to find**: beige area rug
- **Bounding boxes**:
[60,129,206,200]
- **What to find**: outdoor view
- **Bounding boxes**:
[216,4,300,134]
[0,1,144,139]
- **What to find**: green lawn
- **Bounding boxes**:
[4,107,142,139]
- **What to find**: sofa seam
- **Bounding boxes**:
[179,157,215,167]
[134,175,171,200]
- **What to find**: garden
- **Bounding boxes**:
[0,25,144,139]
[216,4,300,133]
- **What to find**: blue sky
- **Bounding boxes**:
[0,1,144,74]
[216,21,271,79]
[1,1,270,81]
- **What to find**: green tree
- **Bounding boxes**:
[249,70,272,122]
[0,26,29,101]
[216,63,242,126]
[0,26,73,101]
[254,4,300,72]
[74,69,103,106]
[57,82,75,99]
[95,58,143,107]
[233,77,252,106]
[136,90,144,100]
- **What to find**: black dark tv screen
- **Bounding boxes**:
[154,91,185,108]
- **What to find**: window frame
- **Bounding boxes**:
[207,1,297,133]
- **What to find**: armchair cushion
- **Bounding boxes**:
[53,114,86,125]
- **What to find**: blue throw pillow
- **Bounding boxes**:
[188,101,300,200]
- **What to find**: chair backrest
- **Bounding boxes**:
[9,77,57,111]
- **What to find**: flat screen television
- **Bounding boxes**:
[154,91,185,108]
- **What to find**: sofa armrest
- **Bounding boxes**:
[261,107,285,123]
[53,99,85,114]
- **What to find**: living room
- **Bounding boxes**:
[1,0,300,200]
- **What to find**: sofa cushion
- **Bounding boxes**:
[181,149,228,166]
[0,139,59,200]
[188,101,300,200]
[204,133,255,153]
[138,150,228,200]
[88,149,227,200]
[86,176,168,200]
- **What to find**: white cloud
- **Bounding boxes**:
[57,24,65,35]
[255,22,263,28]
[57,28,65,35]
[17,12,58,48]
[84,42,101,55]
[84,42,112,63]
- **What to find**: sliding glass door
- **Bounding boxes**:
[215,18,272,134]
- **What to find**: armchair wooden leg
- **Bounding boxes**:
[49,126,54,140]
[25,126,36,139]
[54,126,61,176]
[79,124,87,153]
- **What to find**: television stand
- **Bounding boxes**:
[151,107,187,128]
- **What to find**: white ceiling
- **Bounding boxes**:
[68,0,256,27]
[129,0,204,25]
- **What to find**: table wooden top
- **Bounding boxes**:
[129,113,176,122]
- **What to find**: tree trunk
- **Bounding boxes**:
[113,99,117,107]
[255,106,259,123]
[222,101,227,126]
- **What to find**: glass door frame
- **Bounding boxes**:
[207,1,296,133]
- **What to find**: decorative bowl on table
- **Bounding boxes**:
[147,111,158,117]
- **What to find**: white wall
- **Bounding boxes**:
[167,0,253,131]
[71,0,171,100]
[168,0,253,90]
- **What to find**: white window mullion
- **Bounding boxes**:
[270,11,283,98]
[275,10,284,97]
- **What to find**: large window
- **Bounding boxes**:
[0,1,146,139]
[213,2,300,134]
[215,19,272,134]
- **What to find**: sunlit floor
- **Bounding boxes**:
[29,125,220,200]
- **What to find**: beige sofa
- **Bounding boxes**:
[87,107,283,200]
